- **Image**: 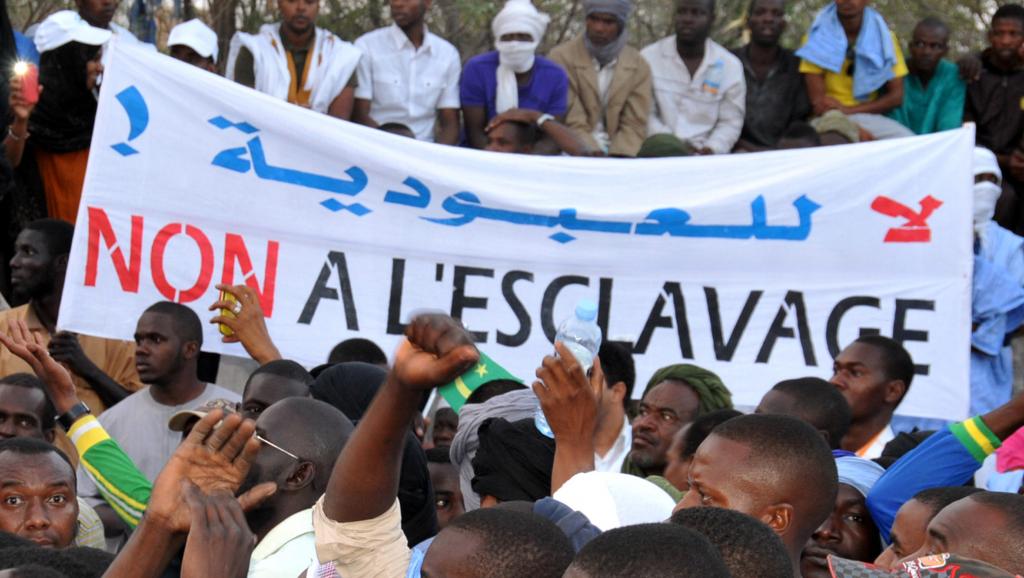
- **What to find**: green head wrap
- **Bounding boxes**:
[643,364,733,415]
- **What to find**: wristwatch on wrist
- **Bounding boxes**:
[58,402,92,430]
[536,113,554,128]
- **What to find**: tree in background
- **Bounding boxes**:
[6,0,999,69]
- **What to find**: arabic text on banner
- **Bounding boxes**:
[61,42,975,421]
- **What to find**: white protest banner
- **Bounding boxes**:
[62,42,974,420]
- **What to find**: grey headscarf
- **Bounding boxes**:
[449,388,540,511]
[583,0,632,66]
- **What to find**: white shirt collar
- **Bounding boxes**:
[251,508,314,560]
[594,415,632,472]
[388,22,432,53]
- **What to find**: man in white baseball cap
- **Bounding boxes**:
[168,18,218,72]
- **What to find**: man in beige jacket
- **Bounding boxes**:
[549,0,651,157]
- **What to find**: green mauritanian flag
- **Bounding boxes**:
[440,352,521,413]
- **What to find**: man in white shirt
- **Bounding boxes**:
[353,0,461,144]
[593,341,633,473]
[830,336,915,459]
[641,0,745,154]
[77,302,240,534]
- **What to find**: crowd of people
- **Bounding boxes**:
[0,0,1022,576]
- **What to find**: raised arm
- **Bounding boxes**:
[323,313,478,522]
[534,342,603,493]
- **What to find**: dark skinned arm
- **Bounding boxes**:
[328,86,355,120]
[841,76,904,115]
[436,108,460,146]
[102,515,185,578]
[463,105,488,149]
[323,313,478,523]
[980,391,1024,440]
[48,332,130,408]
[352,98,379,129]
[804,72,841,116]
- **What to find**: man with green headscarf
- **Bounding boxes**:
[622,364,733,481]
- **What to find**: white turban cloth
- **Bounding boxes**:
[492,0,550,113]
[974,146,1003,240]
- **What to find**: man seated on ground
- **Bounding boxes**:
[671,506,793,578]
[887,17,964,135]
[353,0,462,144]
[461,0,568,150]
[312,313,575,577]
[549,0,652,157]
[642,0,745,154]
[167,18,218,73]
[621,363,732,479]
[755,376,852,450]
[563,523,731,578]
[875,487,981,568]
[676,413,838,576]
[964,4,1024,232]
[733,0,811,151]
[238,359,313,421]
[830,335,914,458]
[75,302,239,535]
[483,108,591,155]
[227,0,361,118]
[897,491,1024,574]
[797,0,913,140]
[0,220,142,415]
[0,438,78,549]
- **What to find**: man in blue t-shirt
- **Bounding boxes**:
[460,0,569,149]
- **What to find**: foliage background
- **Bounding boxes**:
[9,0,1001,65]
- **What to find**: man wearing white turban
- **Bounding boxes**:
[549,0,653,156]
[460,0,569,149]
[967,147,1024,418]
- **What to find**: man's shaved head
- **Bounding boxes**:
[677,414,837,571]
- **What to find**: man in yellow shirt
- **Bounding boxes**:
[797,0,913,140]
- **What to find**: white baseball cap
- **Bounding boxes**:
[33,10,112,54]
[168,19,218,63]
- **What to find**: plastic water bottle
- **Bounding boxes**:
[535,299,603,439]
[555,299,603,372]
